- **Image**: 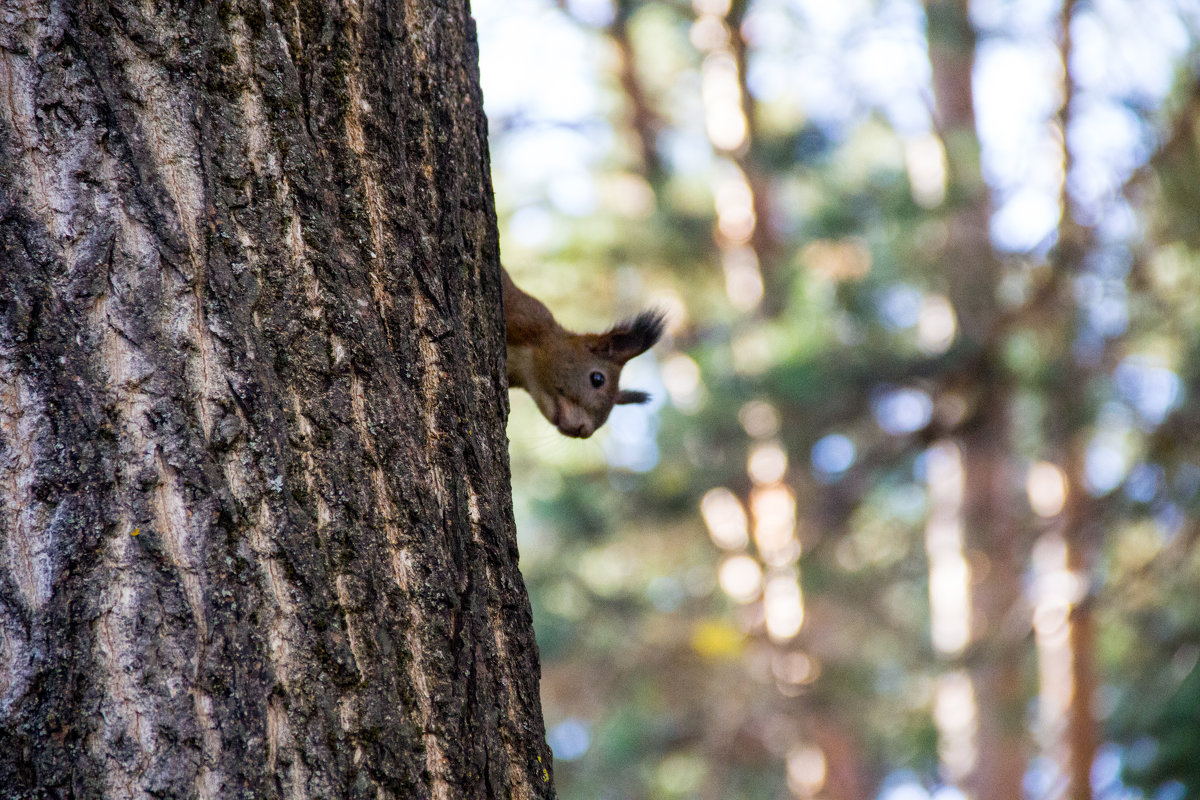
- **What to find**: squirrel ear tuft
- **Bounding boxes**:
[616,389,651,405]
[593,309,666,363]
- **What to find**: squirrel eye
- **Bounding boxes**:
[590,371,606,388]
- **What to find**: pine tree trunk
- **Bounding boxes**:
[0,2,554,798]
[925,1,1027,797]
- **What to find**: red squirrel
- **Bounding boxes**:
[503,268,665,438]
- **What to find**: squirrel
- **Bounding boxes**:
[503,268,665,438]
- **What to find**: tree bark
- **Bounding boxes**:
[0,2,553,798]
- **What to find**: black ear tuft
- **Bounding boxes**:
[616,389,651,405]
[601,308,667,363]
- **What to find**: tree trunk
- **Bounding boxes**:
[0,2,553,798]
[925,1,1028,797]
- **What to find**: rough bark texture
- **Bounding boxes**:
[0,1,554,798]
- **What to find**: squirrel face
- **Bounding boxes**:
[510,310,665,439]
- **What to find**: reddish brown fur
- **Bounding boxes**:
[502,268,663,438]
[501,268,558,347]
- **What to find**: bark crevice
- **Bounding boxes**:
[0,2,552,797]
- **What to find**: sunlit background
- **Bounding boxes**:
[474,0,1200,797]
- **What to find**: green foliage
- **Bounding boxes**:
[478,0,1200,796]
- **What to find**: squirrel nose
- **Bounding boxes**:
[564,422,593,438]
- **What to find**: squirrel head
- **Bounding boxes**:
[523,310,666,438]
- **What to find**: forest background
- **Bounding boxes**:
[475,0,1200,798]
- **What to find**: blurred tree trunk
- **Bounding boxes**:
[0,2,554,798]
[723,0,784,318]
[1064,492,1099,800]
[1052,3,1099,795]
[610,0,665,186]
[811,714,873,800]
[925,1,1027,798]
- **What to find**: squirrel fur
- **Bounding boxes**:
[503,268,665,438]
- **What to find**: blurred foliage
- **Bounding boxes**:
[477,0,1200,797]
